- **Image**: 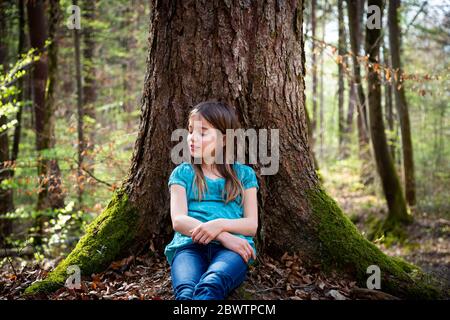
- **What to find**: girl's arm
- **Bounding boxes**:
[170,184,203,237]
[190,187,258,243]
[170,184,234,239]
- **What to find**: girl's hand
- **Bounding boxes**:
[190,220,223,245]
[217,232,256,264]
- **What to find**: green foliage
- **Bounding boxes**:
[24,189,139,295]
[0,48,39,133]
[1,201,95,266]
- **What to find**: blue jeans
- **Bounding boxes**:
[170,242,249,300]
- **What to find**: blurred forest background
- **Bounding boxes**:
[0,0,448,299]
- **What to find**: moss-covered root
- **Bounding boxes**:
[23,189,139,296]
[306,187,442,299]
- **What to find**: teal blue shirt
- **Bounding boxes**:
[164,162,259,266]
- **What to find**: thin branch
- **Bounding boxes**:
[404,1,428,36]
[81,166,113,187]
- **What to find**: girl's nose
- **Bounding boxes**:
[189,132,200,144]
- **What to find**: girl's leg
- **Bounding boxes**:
[170,244,209,300]
[193,246,248,300]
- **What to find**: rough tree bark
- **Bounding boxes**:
[365,0,412,230]
[388,0,416,206]
[25,0,438,299]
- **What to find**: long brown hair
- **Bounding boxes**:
[189,101,244,204]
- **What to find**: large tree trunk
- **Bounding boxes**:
[27,0,64,213]
[365,0,411,230]
[25,0,438,299]
[388,0,416,206]
[346,0,373,185]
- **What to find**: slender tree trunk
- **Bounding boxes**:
[346,0,373,184]
[11,0,27,167]
[365,0,411,229]
[27,0,64,214]
[25,0,439,299]
[388,0,416,206]
[318,1,326,158]
[0,1,14,244]
[311,0,318,135]
[344,3,355,158]
[337,0,345,157]
[305,106,319,171]
[121,2,138,132]
[45,0,65,206]
[382,42,396,160]
[82,0,97,174]
[308,0,319,168]
[345,82,355,148]
[73,0,85,208]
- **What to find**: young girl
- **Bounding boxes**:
[164,101,259,300]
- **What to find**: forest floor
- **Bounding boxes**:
[1,162,449,300]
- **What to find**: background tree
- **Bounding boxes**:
[82,0,98,176]
[346,0,373,185]
[11,0,27,167]
[310,0,318,135]
[0,0,14,246]
[365,0,411,233]
[337,0,345,156]
[382,39,397,161]
[27,0,64,213]
[318,1,328,157]
[388,0,416,206]
[72,0,85,207]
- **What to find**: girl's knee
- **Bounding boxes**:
[193,269,245,300]
[173,280,197,300]
[193,272,228,300]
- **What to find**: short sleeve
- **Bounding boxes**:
[241,166,259,190]
[168,164,189,189]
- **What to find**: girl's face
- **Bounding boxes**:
[187,113,223,164]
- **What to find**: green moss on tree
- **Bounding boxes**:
[24,189,139,295]
[306,187,441,299]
